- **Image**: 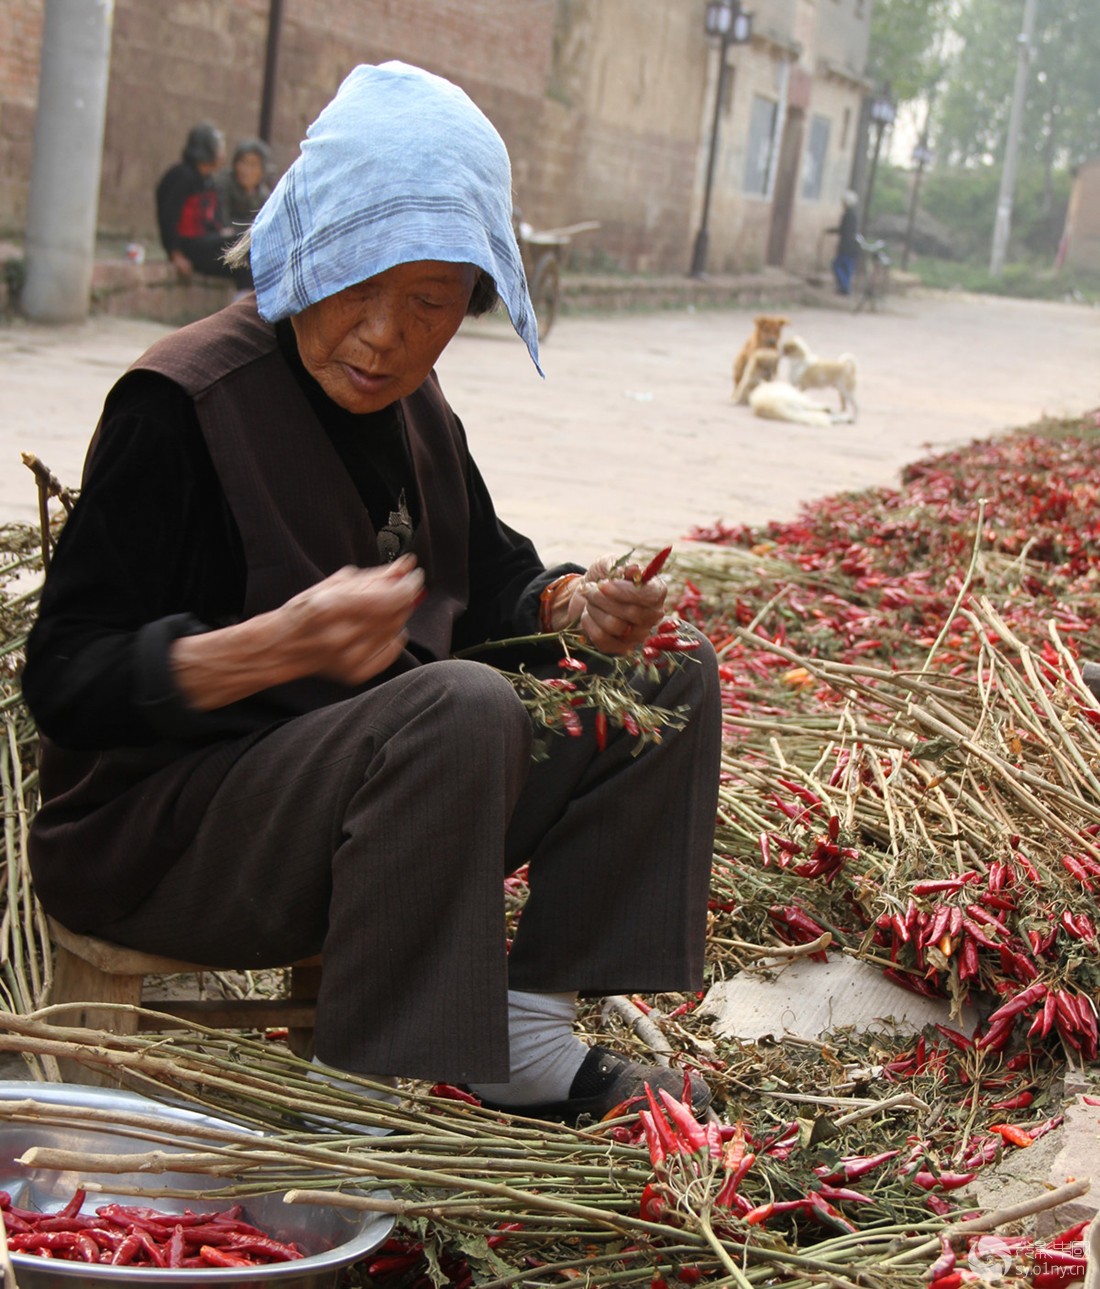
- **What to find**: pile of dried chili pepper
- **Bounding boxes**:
[1,1188,304,1268]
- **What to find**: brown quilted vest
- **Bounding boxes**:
[30,297,471,930]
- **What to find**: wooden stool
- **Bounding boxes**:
[47,918,320,1085]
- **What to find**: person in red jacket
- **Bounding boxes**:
[155,123,252,289]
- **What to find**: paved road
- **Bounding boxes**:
[1,290,1096,566]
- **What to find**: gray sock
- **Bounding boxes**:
[467,989,588,1105]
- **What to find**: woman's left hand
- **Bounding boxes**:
[561,554,668,655]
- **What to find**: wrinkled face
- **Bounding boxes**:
[234,151,266,192]
[290,261,477,414]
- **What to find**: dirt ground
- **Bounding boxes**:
[0,289,1097,567]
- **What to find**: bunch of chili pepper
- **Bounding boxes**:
[637,1093,903,1240]
[858,850,1100,1058]
[0,1188,303,1267]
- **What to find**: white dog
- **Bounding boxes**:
[748,380,836,427]
[781,335,858,421]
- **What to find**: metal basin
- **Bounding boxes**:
[0,1082,393,1288]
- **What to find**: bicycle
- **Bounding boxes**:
[852,234,891,312]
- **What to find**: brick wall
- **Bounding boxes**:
[0,0,44,233]
[1,0,872,276]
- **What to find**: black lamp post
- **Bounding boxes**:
[689,0,753,278]
[860,86,895,236]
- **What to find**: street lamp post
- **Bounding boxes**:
[689,0,753,278]
[860,87,895,237]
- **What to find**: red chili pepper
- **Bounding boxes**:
[200,1245,257,1267]
[558,656,587,672]
[56,1189,86,1220]
[594,710,608,752]
[912,875,977,896]
[742,1201,775,1225]
[638,1184,667,1222]
[714,1152,756,1209]
[989,1123,1033,1148]
[985,981,1047,1028]
[1026,1115,1065,1142]
[639,1110,670,1170]
[973,1014,1017,1052]
[925,1234,957,1280]
[958,934,980,980]
[166,1225,186,1268]
[759,831,773,867]
[923,903,952,947]
[929,1275,963,1289]
[815,1148,900,1183]
[814,1183,873,1203]
[111,1232,146,1266]
[1062,854,1095,889]
[9,1232,85,1254]
[429,1082,482,1105]
[776,778,825,810]
[988,1090,1034,1110]
[911,1169,977,1191]
[368,1251,425,1276]
[656,1088,707,1154]
[883,966,941,998]
[637,545,673,584]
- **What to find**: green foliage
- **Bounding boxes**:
[919,164,1070,260]
[865,164,911,221]
[935,0,1100,171]
[907,256,1100,304]
[867,0,951,103]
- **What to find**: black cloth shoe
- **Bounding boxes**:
[472,1046,713,1125]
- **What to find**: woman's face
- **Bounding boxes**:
[291,261,477,414]
[234,151,266,192]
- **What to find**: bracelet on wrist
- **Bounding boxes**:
[539,573,583,632]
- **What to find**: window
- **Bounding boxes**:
[801,114,830,200]
[743,95,778,195]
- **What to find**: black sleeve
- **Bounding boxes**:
[155,165,192,254]
[450,448,583,652]
[20,373,247,749]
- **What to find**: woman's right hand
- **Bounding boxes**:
[274,557,424,685]
[170,557,424,711]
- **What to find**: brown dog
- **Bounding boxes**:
[732,345,781,404]
[732,314,789,401]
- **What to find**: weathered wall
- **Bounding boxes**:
[2,0,873,277]
[0,0,44,235]
[1062,158,1100,273]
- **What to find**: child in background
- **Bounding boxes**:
[217,137,275,231]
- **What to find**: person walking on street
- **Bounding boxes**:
[829,189,860,296]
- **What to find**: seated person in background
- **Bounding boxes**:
[217,137,275,231]
[155,123,253,290]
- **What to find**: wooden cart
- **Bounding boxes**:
[514,217,600,341]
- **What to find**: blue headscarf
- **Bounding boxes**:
[250,61,541,374]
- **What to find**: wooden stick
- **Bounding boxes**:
[21,452,74,513]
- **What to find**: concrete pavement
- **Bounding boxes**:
[0,290,1097,566]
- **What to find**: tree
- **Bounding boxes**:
[936,0,1100,180]
[867,0,952,105]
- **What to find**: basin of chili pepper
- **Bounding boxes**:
[0,1082,393,1288]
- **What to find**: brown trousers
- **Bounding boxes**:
[99,644,721,1084]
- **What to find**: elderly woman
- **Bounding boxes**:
[22,63,721,1123]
